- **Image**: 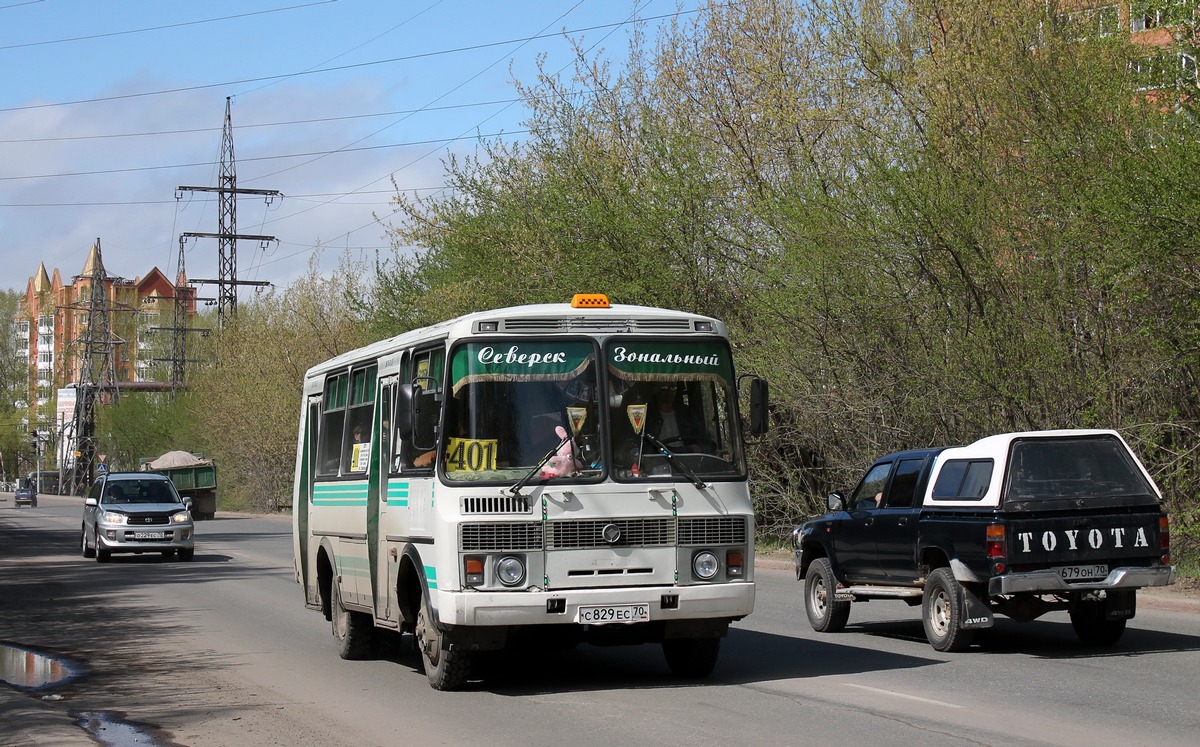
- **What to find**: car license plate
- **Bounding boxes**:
[1057,564,1109,581]
[576,604,651,625]
[133,531,166,540]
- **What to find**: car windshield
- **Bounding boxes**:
[102,480,177,505]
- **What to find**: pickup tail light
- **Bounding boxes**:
[986,524,1006,573]
[1160,515,1171,565]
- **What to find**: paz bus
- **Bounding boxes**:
[292,294,768,689]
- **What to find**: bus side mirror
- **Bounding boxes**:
[396,384,415,441]
[748,378,769,435]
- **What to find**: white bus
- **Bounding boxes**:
[292,294,768,689]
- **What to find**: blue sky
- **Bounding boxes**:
[0,0,702,296]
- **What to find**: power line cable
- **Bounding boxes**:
[0,1,338,51]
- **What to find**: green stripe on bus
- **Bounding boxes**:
[424,565,437,590]
[312,483,369,507]
[386,481,409,506]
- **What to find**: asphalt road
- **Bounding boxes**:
[3,493,1199,747]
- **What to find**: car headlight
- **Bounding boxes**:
[170,511,191,524]
[102,511,128,525]
[495,556,526,587]
[693,551,720,580]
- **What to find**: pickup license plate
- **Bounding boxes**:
[1057,564,1109,581]
[576,604,651,625]
[133,531,166,540]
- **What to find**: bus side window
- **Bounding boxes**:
[342,364,378,474]
[317,373,348,476]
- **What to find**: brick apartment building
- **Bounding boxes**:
[14,242,198,433]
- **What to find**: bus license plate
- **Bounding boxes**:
[1057,564,1109,581]
[133,531,166,540]
[576,604,651,625]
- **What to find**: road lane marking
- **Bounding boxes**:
[843,683,965,709]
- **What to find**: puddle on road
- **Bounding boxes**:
[75,710,174,747]
[0,642,80,690]
[1,643,176,747]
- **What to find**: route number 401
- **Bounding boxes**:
[445,437,499,472]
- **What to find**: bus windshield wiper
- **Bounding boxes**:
[642,432,708,489]
[506,433,573,498]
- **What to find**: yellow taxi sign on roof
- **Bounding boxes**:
[571,293,610,309]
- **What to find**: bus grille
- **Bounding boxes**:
[677,516,747,545]
[461,494,533,514]
[547,517,677,549]
[460,522,544,551]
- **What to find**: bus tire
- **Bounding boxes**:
[416,593,470,690]
[662,637,720,678]
[331,580,374,660]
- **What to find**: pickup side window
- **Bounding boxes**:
[932,459,994,500]
[886,458,925,508]
[850,462,892,509]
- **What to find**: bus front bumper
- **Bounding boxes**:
[435,581,756,627]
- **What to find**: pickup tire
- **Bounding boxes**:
[922,567,976,652]
[805,558,851,632]
[1070,598,1127,646]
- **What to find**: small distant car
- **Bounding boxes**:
[81,472,195,562]
[14,486,37,508]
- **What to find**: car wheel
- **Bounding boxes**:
[922,567,975,652]
[805,557,851,632]
[177,548,195,562]
[331,579,374,660]
[1070,598,1127,645]
[662,637,720,678]
[81,526,95,558]
[95,531,111,563]
[416,592,469,690]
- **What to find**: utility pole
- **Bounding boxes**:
[177,97,280,329]
[64,239,123,495]
[146,236,215,393]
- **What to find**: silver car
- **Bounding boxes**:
[81,472,196,562]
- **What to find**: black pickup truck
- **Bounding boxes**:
[792,430,1177,651]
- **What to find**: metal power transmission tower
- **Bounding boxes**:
[178,97,280,329]
[66,239,122,495]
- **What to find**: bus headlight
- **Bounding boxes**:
[496,556,526,587]
[692,551,719,580]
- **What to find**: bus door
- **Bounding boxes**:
[377,374,401,622]
[298,394,322,603]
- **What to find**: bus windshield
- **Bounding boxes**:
[606,339,745,481]
[443,340,602,482]
[441,338,746,483]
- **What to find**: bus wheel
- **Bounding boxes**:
[416,594,470,690]
[331,581,374,660]
[662,637,720,678]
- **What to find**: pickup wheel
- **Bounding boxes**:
[805,558,851,632]
[922,567,976,652]
[1069,598,1127,646]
